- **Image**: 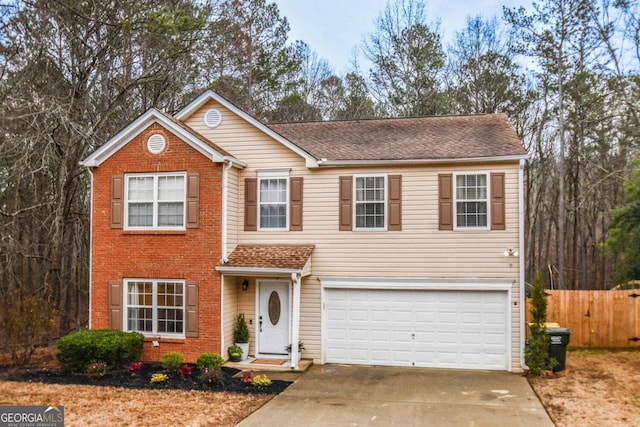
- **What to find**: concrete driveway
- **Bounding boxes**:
[238,365,554,426]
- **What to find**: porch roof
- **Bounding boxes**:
[216,244,314,277]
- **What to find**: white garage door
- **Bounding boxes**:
[324,288,509,370]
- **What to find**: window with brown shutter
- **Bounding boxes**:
[244,178,257,231]
[186,281,198,337]
[438,174,453,230]
[186,173,199,228]
[490,173,505,230]
[289,177,303,231]
[109,280,123,330]
[111,176,124,229]
[339,176,353,231]
[388,175,402,231]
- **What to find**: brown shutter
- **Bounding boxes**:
[439,174,453,230]
[111,176,124,229]
[185,281,198,337]
[388,175,402,231]
[289,177,303,231]
[109,280,122,330]
[244,178,257,231]
[490,173,505,230]
[186,173,199,229]
[339,176,352,231]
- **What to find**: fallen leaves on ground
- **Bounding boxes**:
[0,380,272,427]
[529,349,640,427]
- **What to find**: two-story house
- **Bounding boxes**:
[80,90,527,372]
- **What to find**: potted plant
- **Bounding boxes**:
[234,313,250,361]
[228,345,242,362]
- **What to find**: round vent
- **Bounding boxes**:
[147,134,166,154]
[204,108,223,128]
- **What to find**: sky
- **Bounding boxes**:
[274,0,529,74]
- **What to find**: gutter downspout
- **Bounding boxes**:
[221,158,234,263]
[221,159,233,357]
[519,158,526,370]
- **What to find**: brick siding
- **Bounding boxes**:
[90,123,223,362]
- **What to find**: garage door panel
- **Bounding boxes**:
[325,288,508,370]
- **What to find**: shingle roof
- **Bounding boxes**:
[222,245,315,270]
[268,114,526,161]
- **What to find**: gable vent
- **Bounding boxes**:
[147,134,166,154]
[204,108,223,128]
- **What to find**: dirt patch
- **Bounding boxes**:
[529,349,640,426]
[0,347,288,426]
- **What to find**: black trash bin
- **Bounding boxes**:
[545,327,571,372]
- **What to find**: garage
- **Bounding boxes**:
[323,286,510,370]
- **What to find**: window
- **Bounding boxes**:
[354,175,386,230]
[125,173,186,229]
[258,176,288,229]
[125,279,185,337]
[455,173,489,229]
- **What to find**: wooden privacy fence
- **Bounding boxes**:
[526,290,640,347]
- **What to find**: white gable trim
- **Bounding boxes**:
[80,108,244,168]
[176,90,319,168]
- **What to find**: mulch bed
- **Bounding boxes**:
[0,363,291,395]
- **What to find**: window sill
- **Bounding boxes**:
[143,336,186,344]
[123,230,187,235]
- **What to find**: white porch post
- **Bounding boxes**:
[290,273,301,369]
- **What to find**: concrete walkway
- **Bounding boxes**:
[238,365,554,426]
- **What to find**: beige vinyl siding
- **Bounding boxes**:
[237,279,256,356]
[189,101,522,369]
[227,168,239,250]
[222,276,238,356]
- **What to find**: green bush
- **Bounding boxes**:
[161,351,184,370]
[234,314,250,343]
[56,329,144,373]
[525,273,557,375]
[196,352,224,370]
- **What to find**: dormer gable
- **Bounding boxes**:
[80,108,244,168]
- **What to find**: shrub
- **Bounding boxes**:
[251,374,272,388]
[86,361,109,379]
[150,373,168,383]
[241,370,255,383]
[56,329,144,373]
[234,314,250,343]
[129,361,143,375]
[161,351,184,371]
[200,367,224,387]
[525,273,557,375]
[196,352,224,371]
[0,290,58,366]
[179,363,193,379]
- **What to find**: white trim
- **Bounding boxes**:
[220,274,225,356]
[320,277,514,291]
[216,266,306,277]
[290,273,301,369]
[316,155,528,168]
[122,278,186,338]
[124,172,187,231]
[88,169,94,329]
[79,108,242,168]
[519,158,526,370]
[453,171,490,231]
[353,174,387,231]
[175,90,319,167]
[257,173,289,231]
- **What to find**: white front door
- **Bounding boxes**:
[258,281,290,355]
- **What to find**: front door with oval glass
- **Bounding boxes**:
[258,281,290,354]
